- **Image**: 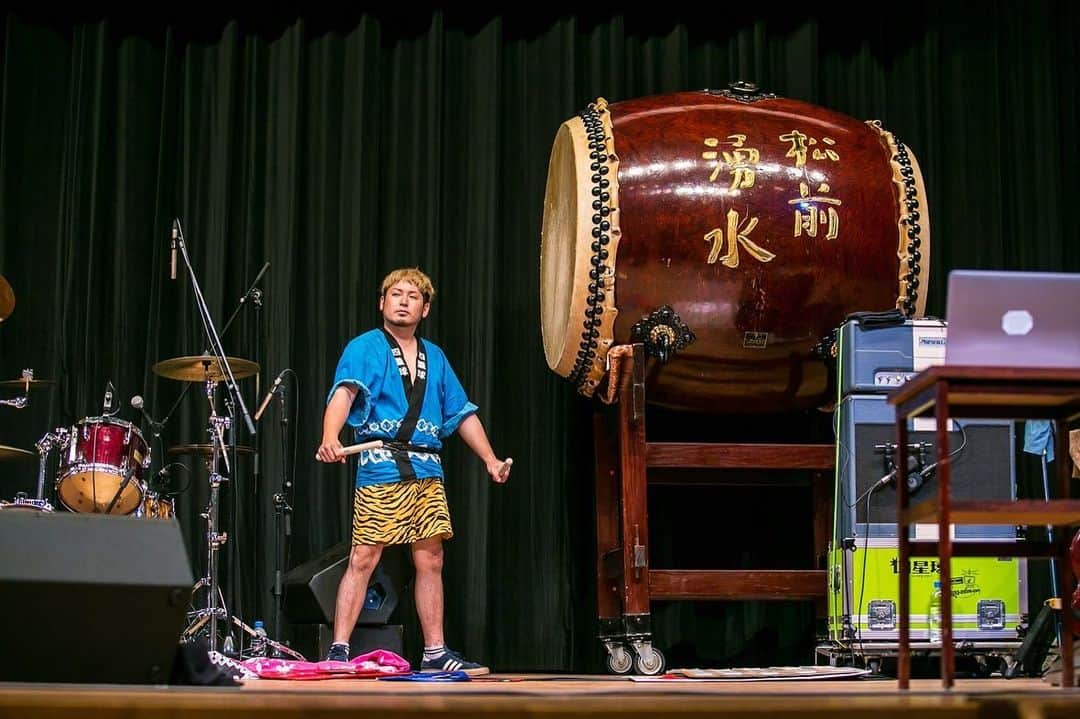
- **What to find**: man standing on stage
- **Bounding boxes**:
[316,267,509,675]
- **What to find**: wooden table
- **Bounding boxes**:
[889,365,1080,689]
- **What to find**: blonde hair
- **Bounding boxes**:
[380,267,435,303]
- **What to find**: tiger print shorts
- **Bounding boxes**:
[352,478,453,546]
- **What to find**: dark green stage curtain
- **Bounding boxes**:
[1,2,1076,671]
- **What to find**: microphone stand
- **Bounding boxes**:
[143,417,166,496]
[271,386,292,650]
[174,220,255,435]
[104,462,139,515]
[249,280,264,643]
[158,260,269,433]
[172,218,255,654]
[222,262,269,337]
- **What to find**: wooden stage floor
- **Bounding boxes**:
[1,674,1078,719]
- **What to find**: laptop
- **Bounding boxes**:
[945,269,1080,367]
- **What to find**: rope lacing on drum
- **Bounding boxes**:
[568,101,613,390]
[870,120,923,317]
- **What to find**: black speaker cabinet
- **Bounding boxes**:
[283,542,411,626]
[0,511,193,683]
[318,624,405,660]
[837,394,1015,539]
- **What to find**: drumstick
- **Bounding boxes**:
[498,457,513,480]
[314,439,385,460]
[341,440,384,456]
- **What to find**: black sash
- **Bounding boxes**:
[380,329,428,482]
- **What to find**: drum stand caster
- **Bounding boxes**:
[602,637,666,675]
[603,640,634,674]
[628,639,666,676]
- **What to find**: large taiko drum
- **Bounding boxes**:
[540,85,930,413]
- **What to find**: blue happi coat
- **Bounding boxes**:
[327,329,478,487]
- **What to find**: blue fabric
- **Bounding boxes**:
[327,329,478,487]
[1023,420,1055,462]
[380,671,471,682]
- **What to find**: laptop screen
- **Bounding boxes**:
[944,269,1080,368]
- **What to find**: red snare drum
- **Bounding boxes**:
[56,417,149,514]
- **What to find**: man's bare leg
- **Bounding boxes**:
[411,536,445,647]
[332,543,384,647]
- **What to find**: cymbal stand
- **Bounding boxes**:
[182,373,232,653]
[0,369,35,409]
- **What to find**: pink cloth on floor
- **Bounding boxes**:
[242,649,411,680]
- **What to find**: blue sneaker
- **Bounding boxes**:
[420,647,489,676]
[325,643,349,662]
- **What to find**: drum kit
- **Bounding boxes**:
[0,355,260,645]
[1,224,300,658]
[0,359,256,522]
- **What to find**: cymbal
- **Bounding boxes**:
[0,445,35,461]
[168,443,255,457]
[0,378,55,389]
[152,355,259,382]
[0,275,13,322]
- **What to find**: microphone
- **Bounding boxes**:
[130,395,162,435]
[170,219,178,280]
[254,370,287,422]
[875,453,921,489]
[103,381,115,413]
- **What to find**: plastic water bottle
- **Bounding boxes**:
[928,581,943,644]
[250,621,268,657]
